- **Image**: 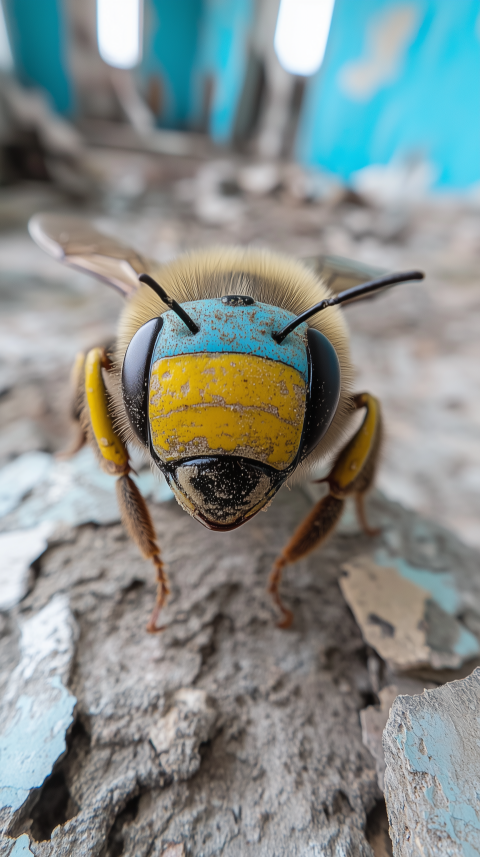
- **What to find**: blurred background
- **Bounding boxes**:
[0,0,479,547]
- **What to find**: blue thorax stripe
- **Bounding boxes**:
[150,299,309,379]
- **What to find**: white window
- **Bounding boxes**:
[97,0,143,69]
[0,1,13,72]
[274,0,335,77]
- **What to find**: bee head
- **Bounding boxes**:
[122,280,342,529]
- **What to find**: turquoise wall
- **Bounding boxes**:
[140,0,202,128]
[3,0,74,114]
[191,0,254,142]
[296,0,480,189]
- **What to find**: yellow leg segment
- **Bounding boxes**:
[269,392,383,627]
[84,347,129,476]
[327,392,381,499]
[83,347,169,632]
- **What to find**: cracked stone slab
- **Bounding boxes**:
[0,490,479,855]
[340,553,480,671]
[383,668,480,856]
[360,686,399,792]
[360,677,436,794]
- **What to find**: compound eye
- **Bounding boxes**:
[300,328,341,460]
[122,317,163,446]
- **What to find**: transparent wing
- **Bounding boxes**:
[304,254,387,300]
[28,213,161,298]
[28,218,389,304]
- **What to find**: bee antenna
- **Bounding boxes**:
[139,273,199,334]
[272,270,425,344]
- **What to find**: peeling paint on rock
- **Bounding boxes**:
[384,668,480,856]
[0,521,54,611]
[6,833,34,855]
[340,554,480,671]
[0,595,77,827]
[0,452,52,519]
[0,447,172,533]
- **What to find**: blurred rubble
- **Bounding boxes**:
[0,74,84,191]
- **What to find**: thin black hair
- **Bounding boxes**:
[138,273,199,334]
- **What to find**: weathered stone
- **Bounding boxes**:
[360,686,399,791]
[0,487,480,855]
[340,553,479,672]
[0,449,172,534]
[0,524,53,611]
[0,595,77,840]
[384,668,480,856]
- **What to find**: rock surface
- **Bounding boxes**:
[360,686,399,792]
[384,669,480,856]
[1,484,480,856]
[340,553,480,673]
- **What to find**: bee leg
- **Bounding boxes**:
[57,352,88,458]
[269,392,382,627]
[345,392,383,537]
[268,495,345,628]
[116,474,170,633]
[84,347,169,632]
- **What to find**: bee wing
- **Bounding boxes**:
[304,254,387,301]
[28,213,161,298]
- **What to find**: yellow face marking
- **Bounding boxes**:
[149,353,306,470]
[85,347,129,471]
[330,393,379,490]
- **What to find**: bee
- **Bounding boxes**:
[29,214,423,631]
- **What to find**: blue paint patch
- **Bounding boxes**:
[3,447,172,532]
[151,299,309,379]
[0,676,76,813]
[8,834,34,856]
[375,549,460,615]
[399,697,480,854]
[425,785,435,805]
[375,549,480,662]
